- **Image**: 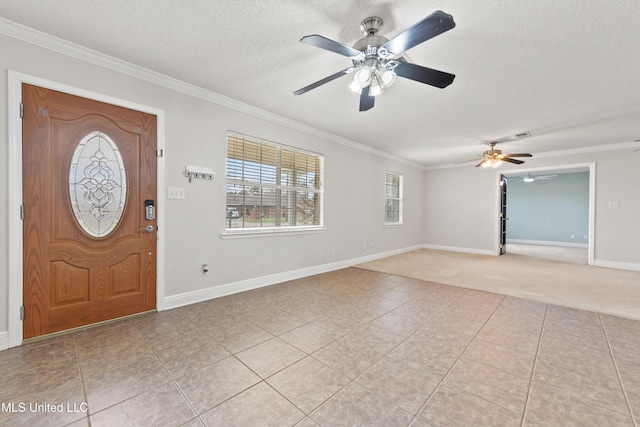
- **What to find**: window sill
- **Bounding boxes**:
[220,226,327,240]
[383,223,403,228]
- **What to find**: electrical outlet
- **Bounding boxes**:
[361,243,367,252]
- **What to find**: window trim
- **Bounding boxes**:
[220,226,327,239]
[384,170,403,225]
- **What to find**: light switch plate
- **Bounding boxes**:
[168,187,186,200]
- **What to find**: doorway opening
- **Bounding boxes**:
[499,163,595,265]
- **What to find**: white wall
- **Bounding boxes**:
[422,166,499,254]
[423,149,640,268]
[0,32,424,340]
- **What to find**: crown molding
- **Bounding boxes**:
[0,17,423,170]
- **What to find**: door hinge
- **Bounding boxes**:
[20,102,24,119]
[20,205,25,220]
[156,149,164,158]
[20,305,24,321]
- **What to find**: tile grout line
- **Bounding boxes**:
[297,278,422,423]
[404,292,510,426]
[599,314,638,427]
[191,317,312,422]
[73,335,93,427]
[304,278,453,425]
[136,319,205,425]
[80,325,181,420]
[180,315,235,421]
[264,278,464,424]
[520,303,549,427]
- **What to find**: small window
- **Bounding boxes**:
[385,171,403,225]
[226,133,324,231]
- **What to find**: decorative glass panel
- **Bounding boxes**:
[69,131,127,237]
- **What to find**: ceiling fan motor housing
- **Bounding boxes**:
[359,17,384,36]
[353,16,391,60]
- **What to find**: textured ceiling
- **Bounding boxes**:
[2,0,640,167]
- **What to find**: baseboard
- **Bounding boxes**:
[421,244,497,256]
[163,245,423,310]
[0,331,8,351]
[593,259,640,272]
[507,239,589,248]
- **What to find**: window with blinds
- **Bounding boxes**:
[226,133,324,231]
[385,171,403,225]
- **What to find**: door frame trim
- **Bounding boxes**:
[7,70,166,348]
[495,162,596,265]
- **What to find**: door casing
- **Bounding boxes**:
[7,70,166,348]
[496,163,596,264]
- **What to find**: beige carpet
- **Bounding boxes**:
[356,249,640,321]
[506,243,588,264]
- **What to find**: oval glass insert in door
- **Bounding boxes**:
[69,130,127,237]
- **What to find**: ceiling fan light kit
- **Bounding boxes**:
[481,157,503,169]
[518,173,558,182]
[294,10,456,111]
[348,17,399,97]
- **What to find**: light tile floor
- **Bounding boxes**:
[1,268,639,426]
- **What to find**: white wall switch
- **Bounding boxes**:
[608,201,619,209]
[168,187,186,200]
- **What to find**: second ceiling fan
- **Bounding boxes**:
[456,141,533,169]
[294,10,456,111]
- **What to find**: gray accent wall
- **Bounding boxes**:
[507,172,589,244]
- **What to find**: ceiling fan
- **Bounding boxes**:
[456,141,533,169]
[516,173,557,182]
[293,10,456,111]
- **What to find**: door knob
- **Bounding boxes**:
[139,225,155,233]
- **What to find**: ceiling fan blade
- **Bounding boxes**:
[475,161,486,168]
[394,62,455,88]
[501,157,525,165]
[382,10,455,56]
[503,153,532,158]
[454,158,482,165]
[300,35,363,58]
[359,90,375,111]
[294,68,353,95]
[493,132,531,143]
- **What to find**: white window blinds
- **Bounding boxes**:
[226,133,324,230]
[385,171,403,224]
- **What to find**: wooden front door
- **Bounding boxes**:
[22,84,157,339]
